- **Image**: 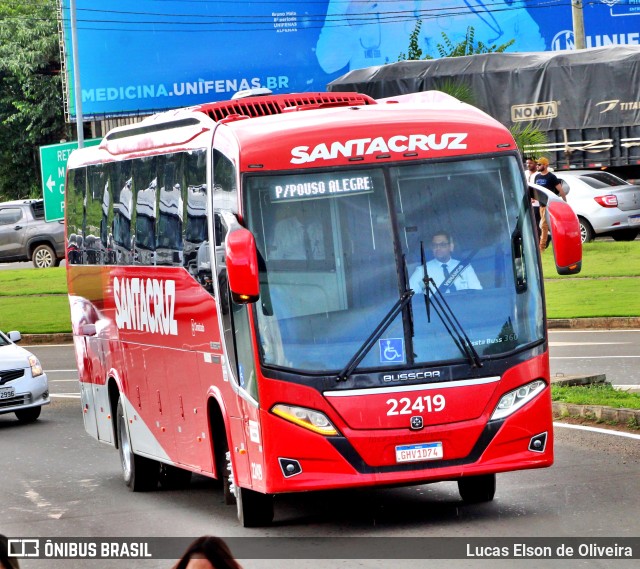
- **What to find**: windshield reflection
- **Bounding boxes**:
[244,155,543,373]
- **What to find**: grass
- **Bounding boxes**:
[541,240,640,278]
[0,267,67,296]
[0,267,71,333]
[551,383,640,410]
[544,278,640,318]
[0,294,71,333]
[540,240,640,318]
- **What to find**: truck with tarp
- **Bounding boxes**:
[328,45,640,179]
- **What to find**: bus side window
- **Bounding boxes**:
[212,150,238,213]
[156,154,184,266]
[108,161,134,266]
[66,168,86,265]
[183,149,208,275]
[133,156,158,266]
[85,164,108,266]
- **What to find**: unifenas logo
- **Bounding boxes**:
[511,101,558,122]
[290,133,468,164]
[114,277,178,335]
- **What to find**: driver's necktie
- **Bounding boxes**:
[442,263,454,292]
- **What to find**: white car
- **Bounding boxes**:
[0,331,50,423]
[555,170,640,243]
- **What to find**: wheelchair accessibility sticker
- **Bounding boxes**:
[379,338,405,364]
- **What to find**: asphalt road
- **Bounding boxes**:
[549,329,640,388]
[1,397,638,569]
[0,339,637,568]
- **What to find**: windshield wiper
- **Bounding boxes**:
[420,241,431,323]
[424,278,483,368]
[337,289,414,382]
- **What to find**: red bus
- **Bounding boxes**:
[65,91,581,527]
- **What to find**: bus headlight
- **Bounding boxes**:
[490,380,546,421]
[271,404,339,436]
[28,355,43,377]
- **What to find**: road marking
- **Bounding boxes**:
[26,344,74,348]
[50,394,81,399]
[549,330,640,333]
[549,342,630,346]
[550,355,640,359]
[554,422,640,440]
[23,486,66,520]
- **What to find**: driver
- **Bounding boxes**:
[409,230,482,293]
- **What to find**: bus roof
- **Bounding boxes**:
[67,92,515,172]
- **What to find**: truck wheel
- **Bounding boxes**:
[611,229,639,241]
[578,217,594,243]
[15,406,42,423]
[458,474,496,504]
[116,399,159,491]
[32,244,56,268]
[236,486,274,527]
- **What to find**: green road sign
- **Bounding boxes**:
[39,139,100,222]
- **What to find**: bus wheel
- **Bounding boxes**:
[159,464,192,489]
[236,486,274,527]
[116,399,159,491]
[457,474,496,504]
[222,449,235,505]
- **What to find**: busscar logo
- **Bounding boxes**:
[511,101,558,122]
[381,370,441,382]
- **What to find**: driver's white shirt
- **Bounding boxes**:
[409,258,482,292]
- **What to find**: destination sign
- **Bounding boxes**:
[269,172,375,202]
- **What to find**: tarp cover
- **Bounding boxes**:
[328,46,640,131]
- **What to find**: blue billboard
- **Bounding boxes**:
[60,1,640,118]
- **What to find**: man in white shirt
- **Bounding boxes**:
[409,230,482,293]
[270,205,325,261]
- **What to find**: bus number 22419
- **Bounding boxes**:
[386,395,446,416]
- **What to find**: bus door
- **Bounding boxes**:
[213,210,254,489]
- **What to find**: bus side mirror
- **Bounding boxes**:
[225,228,260,304]
[532,185,582,275]
[547,200,582,275]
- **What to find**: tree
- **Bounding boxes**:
[398,23,545,154]
[398,24,515,61]
[0,1,68,201]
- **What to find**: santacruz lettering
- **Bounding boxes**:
[290,133,468,164]
[114,277,178,336]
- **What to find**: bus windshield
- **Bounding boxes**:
[244,155,543,373]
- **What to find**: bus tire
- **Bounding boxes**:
[221,447,235,506]
[236,486,274,527]
[457,474,496,504]
[116,399,159,492]
[158,464,192,489]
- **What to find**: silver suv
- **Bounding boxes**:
[0,199,65,268]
